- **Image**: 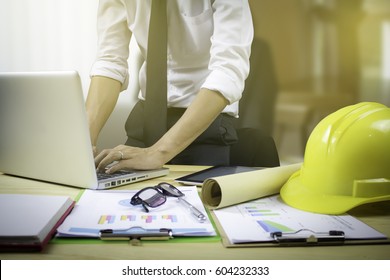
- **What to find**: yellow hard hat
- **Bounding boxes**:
[280,102,390,214]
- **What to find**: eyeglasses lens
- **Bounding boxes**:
[158,183,184,197]
[138,188,166,207]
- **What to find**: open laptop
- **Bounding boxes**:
[0,71,169,189]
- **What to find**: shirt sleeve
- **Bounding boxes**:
[90,0,132,91]
[201,0,254,104]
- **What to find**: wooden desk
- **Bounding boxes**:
[1,165,389,260]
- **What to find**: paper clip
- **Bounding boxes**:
[99,227,173,245]
[270,229,345,245]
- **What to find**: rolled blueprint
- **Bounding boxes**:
[201,163,302,209]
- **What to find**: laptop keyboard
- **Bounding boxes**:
[97,170,135,181]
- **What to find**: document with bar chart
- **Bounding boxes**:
[57,187,216,237]
[213,195,386,246]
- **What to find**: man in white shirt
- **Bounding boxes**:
[89,0,254,173]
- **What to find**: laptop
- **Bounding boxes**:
[0,71,169,189]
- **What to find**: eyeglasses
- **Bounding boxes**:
[131,182,207,222]
[130,182,184,212]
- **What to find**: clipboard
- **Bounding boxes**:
[210,196,390,248]
[56,188,216,239]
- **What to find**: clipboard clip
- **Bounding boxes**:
[99,227,173,246]
[270,229,345,245]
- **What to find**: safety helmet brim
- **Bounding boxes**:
[280,170,390,215]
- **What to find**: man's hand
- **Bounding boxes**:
[95,144,165,172]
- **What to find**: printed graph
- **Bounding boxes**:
[121,215,136,222]
[257,220,293,233]
[244,206,279,217]
[97,214,179,224]
[141,215,157,224]
[98,215,115,224]
[162,215,178,223]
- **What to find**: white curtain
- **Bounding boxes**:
[0,0,98,95]
[0,0,142,149]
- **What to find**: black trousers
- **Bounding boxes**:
[124,101,238,165]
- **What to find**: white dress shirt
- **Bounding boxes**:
[90,0,254,117]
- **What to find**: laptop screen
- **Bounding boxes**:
[0,71,103,188]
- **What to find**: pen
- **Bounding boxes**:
[178,197,207,223]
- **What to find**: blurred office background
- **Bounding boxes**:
[1,0,389,164]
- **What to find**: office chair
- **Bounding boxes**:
[230,37,280,167]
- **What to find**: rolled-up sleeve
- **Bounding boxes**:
[201,0,254,104]
[90,0,132,91]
